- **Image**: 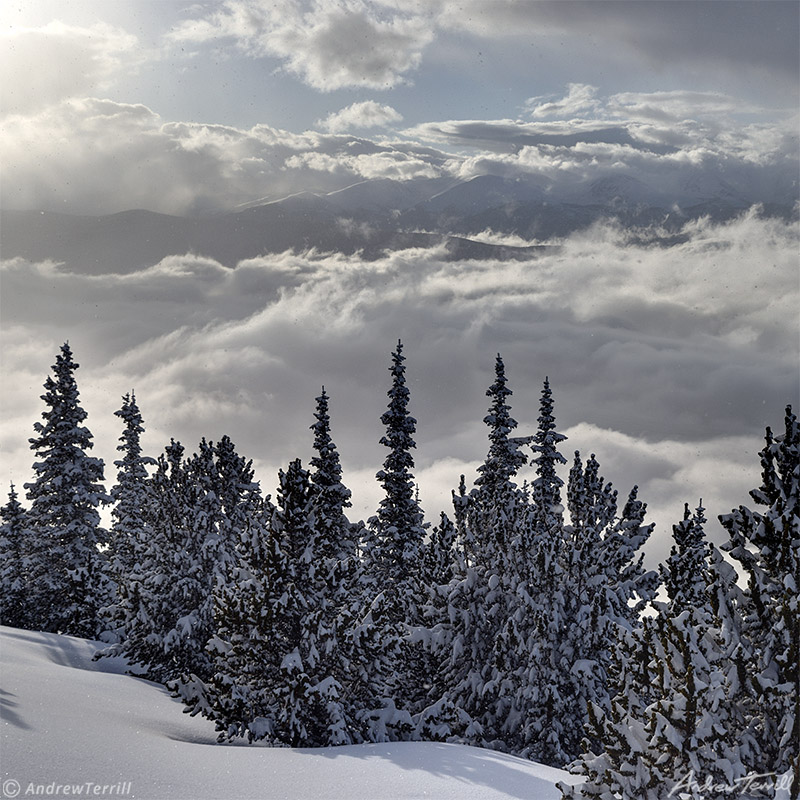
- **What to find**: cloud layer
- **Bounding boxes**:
[2,211,797,565]
[2,86,796,215]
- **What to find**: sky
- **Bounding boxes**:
[1,0,799,565]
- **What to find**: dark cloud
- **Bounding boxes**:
[443,1,799,88]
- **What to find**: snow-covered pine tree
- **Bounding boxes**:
[563,503,746,799]
[662,502,710,611]
[506,378,572,765]
[101,392,156,641]
[559,620,656,800]
[213,434,262,556]
[642,504,747,796]
[528,453,648,763]
[106,439,190,681]
[155,437,226,682]
[261,458,321,746]
[108,435,246,683]
[432,357,531,750]
[361,341,428,733]
[108,392,153,577]
[720,405,800,792]
[414,510,464,740]
[0,484,32,629]
[309,388,357,562]
[23,343,111,638]
[161,437,246,682]
[602,485,659,627]
[177,471,279,742]
[308,388,370,743]
[530,377,568,529]
[183,451,363,747]
[471,355,530,571]
[365,341,427,601]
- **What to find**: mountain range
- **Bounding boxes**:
[1,174,796,274]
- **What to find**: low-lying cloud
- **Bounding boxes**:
[1,210,797,566]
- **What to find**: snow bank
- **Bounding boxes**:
[1,626,578,799]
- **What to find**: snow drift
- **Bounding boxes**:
[0,625,578,799]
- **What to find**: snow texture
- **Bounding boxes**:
[0,625,579,799]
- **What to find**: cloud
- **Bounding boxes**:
[2,211,797,562]
[169,0,434,91]
[0,21,141,115]
[526,84,600,120]
[436,0,799,88]
[166,1,798,100]
[0,99,448,214]
[319,101,404,133]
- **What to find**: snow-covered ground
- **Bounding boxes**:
[1,626,578,799]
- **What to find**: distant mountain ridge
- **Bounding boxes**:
[1,173,796,274]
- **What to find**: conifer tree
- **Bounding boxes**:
[102,439,189,680]
[359,342,429,731]
[366,341,427,601]
[23,343,111,638]
[720,405,800,791]
[472,355,529,569]
[176,474,279,741]
[530,377,568,523]
[181,416,363,747]
[644,504,745,792]
[102,392,155,640]
[106,437,246,683]
[507,378,571,765]
[563,503,746,798]
[0,484,32,629]
[434,357,531,750]
[108,392,153,576]
[308,389,373,740]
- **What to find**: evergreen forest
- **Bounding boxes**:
[1,341,797,799]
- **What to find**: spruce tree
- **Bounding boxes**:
[434,357,531,751]
[563,503,746,799]
[720,405,800,791]
[472,355,529,570]
[23,343,111,638]
[509,378,571,765]
[108,393,153,576]
[0,484,32,629]
[360,342,428,732]
[366,341,427,600]
[182,412,363,747]
[104,439,190,681]
[530,377,568,522]
[107,437,245,683]
[102,392,155,640]
[176,476,279,741]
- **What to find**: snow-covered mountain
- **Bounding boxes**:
[0,625,578,800]
[1,173,795,273]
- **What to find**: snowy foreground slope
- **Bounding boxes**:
[1,626,578,800]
